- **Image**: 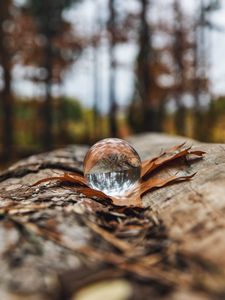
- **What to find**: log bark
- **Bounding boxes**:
[0,133,225,300]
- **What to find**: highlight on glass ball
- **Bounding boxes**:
[83,138,141,197]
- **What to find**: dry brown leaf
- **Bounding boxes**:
[75,187,109,199]
[141,145,205,178]
[139,173,196,196]
[33,173,87,187]
[32,144,205,208]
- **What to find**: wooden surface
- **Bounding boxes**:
[0,134,225,300]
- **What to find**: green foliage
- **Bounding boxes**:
[55,97,83,122]
[212,96,225,115]
[15,100,34,119]
[1,96,85,149]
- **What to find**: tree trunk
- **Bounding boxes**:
[92,41,100,141]
[42,28,54,150]
[192,0,209,142]
[1,62,13,162]
[137,0,159,132]
[108,0,118,137]
[174,104,186,136]
[0,0,14,162]
[0,133,225,299]
[173,0,186,136]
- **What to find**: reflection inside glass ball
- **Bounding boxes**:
[83,138,141,196]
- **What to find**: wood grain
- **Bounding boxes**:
[0,134,225,300]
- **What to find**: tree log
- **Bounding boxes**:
[0,133,225,300]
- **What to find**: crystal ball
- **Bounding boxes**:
[83,138,141,196]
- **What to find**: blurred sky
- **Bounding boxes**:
[13,0,225,113]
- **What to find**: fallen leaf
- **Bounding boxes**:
[32,173,87,187]
[32,144,205,208]
[141,145,205,178]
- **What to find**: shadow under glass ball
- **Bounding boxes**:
[83,138,141,196]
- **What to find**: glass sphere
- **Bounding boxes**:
[83,138,141,196]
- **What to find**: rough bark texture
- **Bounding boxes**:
[0,133,225,300]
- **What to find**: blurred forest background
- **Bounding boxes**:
[0,0,225,168]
